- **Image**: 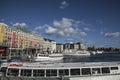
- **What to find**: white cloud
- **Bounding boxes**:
[31,17,88,41]
[13,23,27,29]
[104,32,120,38]
[64,27,75,34]
[80,32,87,36]
[32,26,42,34]
[53,18,73,29]
[44,18,88,38]
[84,27,91,31]
[45,26,57,35]
[60,1,69,9]
[57,31,65,37]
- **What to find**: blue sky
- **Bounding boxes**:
[0,0,120,48]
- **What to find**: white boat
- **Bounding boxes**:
[32,53,63,62]
[63,50,90,56]
[90,51,103,55]
[1,61,120,80]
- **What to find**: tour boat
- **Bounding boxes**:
[1,61,120,80]
[90,51,104,56]
[32,53,63,62]
[63,50,91,56]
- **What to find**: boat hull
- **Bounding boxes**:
[64,53,90,56]
[70,74,120,80]
[2,74,120,80]
[63,51,90,56]
[32,56,63,61]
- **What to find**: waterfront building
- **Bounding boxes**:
[56,43,64,52]
[43,38,56,53]
[63,42,86,50]
[56,42,86,52]
[0,23,44,59]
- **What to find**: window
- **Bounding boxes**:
[111,67,118,70]
[21,69,32,77]
[92,68,101,75]
[81,68,91,75]
[7,68,19,76]
[46,69,57,77]
[0,67,7,74]
[33,69,44,77]
[59,69,69,76]
[70,68,80,75]
[102,67,110,74]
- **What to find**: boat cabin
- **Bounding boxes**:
[5,62,120,78]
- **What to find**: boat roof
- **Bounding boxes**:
[6,61,120,69]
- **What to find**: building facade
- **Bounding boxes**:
[56,42,86,52]
[56,44,64,52]
[43,38,56,53]
[0,23,44,59]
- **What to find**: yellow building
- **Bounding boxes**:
[0,23,44,59]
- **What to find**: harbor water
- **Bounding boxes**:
[64,52,120,63]
[1,52,120,80]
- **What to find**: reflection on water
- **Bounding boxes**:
[63,52,120,63]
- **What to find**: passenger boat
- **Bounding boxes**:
[63,50,90,56]
[1,61,120,80]
[32,53,63,62]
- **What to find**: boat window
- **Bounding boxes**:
[102,67,110,74]
[59,69,69,76]
[81,68,91,75]
[92,68,101,74]
[46,69,57,77]
[21,69,32,77]
[33,69,44,77]
[70,68,80,75]
[111,67,118,70]
[7,68,19,76]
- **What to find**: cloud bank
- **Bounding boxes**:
[104,32,120,38]
[13,23,27,29]
[32,18,88,42]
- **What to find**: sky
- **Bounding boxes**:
[0,0,120,48]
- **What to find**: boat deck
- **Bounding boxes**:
[1,76,69,80]
[7,61,120,69]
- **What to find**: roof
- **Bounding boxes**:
[7,61,120,69]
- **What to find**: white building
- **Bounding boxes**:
[43,38,56,53]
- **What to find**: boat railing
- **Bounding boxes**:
[5,62,120,78]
